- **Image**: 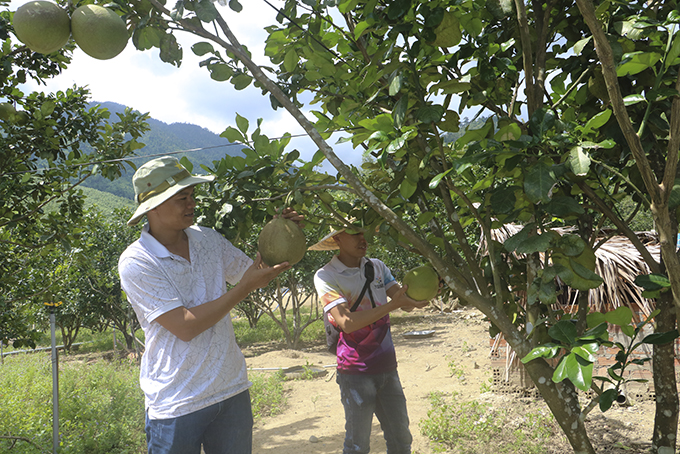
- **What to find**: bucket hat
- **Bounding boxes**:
[127,156,215,226]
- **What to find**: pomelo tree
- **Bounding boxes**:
[0,3,149,347]
[117,0,680,451]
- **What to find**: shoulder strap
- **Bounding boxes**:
[349,260,376,312]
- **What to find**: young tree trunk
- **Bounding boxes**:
[496,306,596,454]
[652,293,678,453]
[522,358,596,454]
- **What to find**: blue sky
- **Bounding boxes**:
[14,0,363,171]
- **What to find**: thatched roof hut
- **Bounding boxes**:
[486,225,659,390]
[487,224,658,322]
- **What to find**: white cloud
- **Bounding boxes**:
[11,0,363,170]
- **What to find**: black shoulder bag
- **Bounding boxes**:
[324,260,376,354]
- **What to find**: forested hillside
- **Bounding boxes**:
[80,186,135,213]
[83,102,244,200]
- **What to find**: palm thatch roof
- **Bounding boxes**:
[486,225,659,384]
[487,225,658,321]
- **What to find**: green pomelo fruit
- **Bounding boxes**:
[13,1,70,54]
[258,217,306,266]
[71,4,128,60]
[0,103,16,121]
[403,265,439,301]
[432,11,461,48]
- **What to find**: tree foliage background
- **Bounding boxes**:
[119,0,680,452]
[3,0,680,452]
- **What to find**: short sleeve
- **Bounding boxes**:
[119,253,183,323]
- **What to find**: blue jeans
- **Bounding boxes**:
[336,370,412,454]
[145,390,253,454]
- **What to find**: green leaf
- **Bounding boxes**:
[160,33,183,66]
[521,343,561,363]
[400,179,417,199]
[553,353,592,391]
[524,161,557,203]
[570,258,603,282]
[416,105,445,123]
[429,168,453,189]
[235,114,249,134]
[192,42,214,56]
[284,49,298,72]
[599,388,618,412]
[583,109,612,133]
[504,224,531,252]
[581,322,608,340]
[220,126,245,143]
[40,100,56,117]
[616,51,662,76]
[528,108,556,137]
[668,180,680,209]
[586,312,607,330]
[621,325,635,338]
[417,212,436,225]
[543,196,585,217]
[388,71,403,96]
[490,186,517,215]
[387,0,410,20]
[634,273,670,291]
[642,330,679,345]
[195,0,219,22]
[493,122,522,141]
[228,0,243,12]
[134,27,164,50]
[208,63,233,82]
[605,306,633,327]
[572,342,599,362]
[623,94,646,106]
[573,36,592,54]
[556,234,586,257]
[393,96,408,129]
[667,34,680,68]
[515,233,554,254]
[338,0,361,14]
[232,74,253,90]
[548,320,577,345]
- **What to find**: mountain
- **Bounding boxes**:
[82,102,244,200]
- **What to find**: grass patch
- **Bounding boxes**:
[232,313,325,347]
[2,349,290,453]
[420,391,562,454]
[249,371,287,421]
[0,353,145,454]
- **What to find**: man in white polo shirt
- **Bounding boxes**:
[119,156,301,454]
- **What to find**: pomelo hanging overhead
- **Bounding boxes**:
[71,4,128,60]
[13,1,70,54]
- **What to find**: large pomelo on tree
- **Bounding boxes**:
[71,4,128,60]
[403,265,439,301]
[12,1,70,54]
[258,217,306,266]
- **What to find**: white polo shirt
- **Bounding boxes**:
[119,224,253,420]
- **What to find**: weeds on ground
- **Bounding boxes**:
[420,391,560,454]
[2,346,289,453]
[250,371,287,420]
[233,312,324,347]
[0,353,145,454]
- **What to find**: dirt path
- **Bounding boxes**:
[243,308,657,454]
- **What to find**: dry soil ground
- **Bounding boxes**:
[243,307,657,454]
